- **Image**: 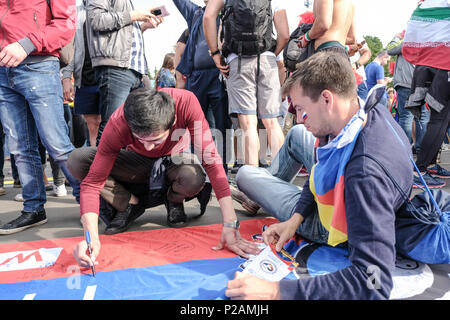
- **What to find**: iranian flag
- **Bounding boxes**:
[402,0,450,71]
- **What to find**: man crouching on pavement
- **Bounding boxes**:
[68,88,260,268]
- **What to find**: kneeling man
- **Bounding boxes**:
[226,52,413,300]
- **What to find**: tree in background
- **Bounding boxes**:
[364,35,383,63]
[364,35,394,85]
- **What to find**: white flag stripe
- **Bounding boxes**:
[23,293,36,300]
[405,20,450,44]
[83,285,97,300]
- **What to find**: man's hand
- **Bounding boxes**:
[263,214,303,252]
[296,35,309,49]
[74,213,100,269]
[62,78,75,102]
[225,271,281,300]
[0,42,28,67]
[212,54,229,77]
[141,12,164,32]
[348,43,362,57]
[73,237,100,269]
[131,8,163,26]
[141,19,162,32]
[212,227,261,259]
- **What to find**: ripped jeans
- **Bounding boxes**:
[0,61,80,212]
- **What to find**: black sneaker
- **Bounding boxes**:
[196,183,212,217]
[427,164,450,179]
[104,203,146,235]
[0,210,47,235]
[0,180,5,196]
[99,197,117,226]
[231,162,244,174]
[13,178,21,188]
[164,200,187,227]
[413,172,446,189]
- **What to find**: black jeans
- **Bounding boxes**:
[68,147,206,212]
[416,104,450,172]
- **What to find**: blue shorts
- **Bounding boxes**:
[74,85,100,115]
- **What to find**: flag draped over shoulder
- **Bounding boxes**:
[402,0,450,70]
[309,106,367,247]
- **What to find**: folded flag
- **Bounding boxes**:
[309,104,367,246]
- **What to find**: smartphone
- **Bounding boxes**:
[151,5,170,17]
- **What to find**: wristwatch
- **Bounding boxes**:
[355,61,361,69]
[208,49,220,57]
[223,220,240,229]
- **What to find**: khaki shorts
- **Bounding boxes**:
[227,54,282,119]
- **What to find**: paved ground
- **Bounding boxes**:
[0,148,449,301]
[1,149,450,244]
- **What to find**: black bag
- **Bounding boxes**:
[220,0,276,59]
[283,23,314,73]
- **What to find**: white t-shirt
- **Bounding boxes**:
[223,0,286,63]
[349,40,369,81]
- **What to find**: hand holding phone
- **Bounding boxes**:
[151,5,170,17]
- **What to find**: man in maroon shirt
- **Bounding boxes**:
[68,88,259,268]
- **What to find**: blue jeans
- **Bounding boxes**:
[236,124,329,244]
[94,66,143,145]
[0,120,4,182]
[0,61,80,212]
[396,86,414,143]
[357,82,368,101]
[396,86,430,152]
[186,69,230,170]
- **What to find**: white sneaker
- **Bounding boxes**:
[52,184,67,197]
[14,193,24,202]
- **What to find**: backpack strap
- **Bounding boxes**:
[238,41,242,74]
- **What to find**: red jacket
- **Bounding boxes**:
[0,0,76,57]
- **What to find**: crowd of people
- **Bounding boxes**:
[0,0,449,300]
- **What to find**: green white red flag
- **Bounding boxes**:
[402,0,450,70]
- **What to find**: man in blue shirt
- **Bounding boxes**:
[173,0,230,174]
[365,50,392,92]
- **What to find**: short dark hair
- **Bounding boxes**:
[376,50,388,59]
[123,88,176,136]
[282,52,357,102]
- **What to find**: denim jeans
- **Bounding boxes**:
[357,82,368,101]
[236,124,329,244]
[0,61,80,212]
[186,69,230,171]
[396,86,430,152]
[0,120,4,182]
[94,66,143,145]
[396,86,414,143]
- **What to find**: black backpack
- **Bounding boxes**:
[283,23,314,73]
[220,0,276,64]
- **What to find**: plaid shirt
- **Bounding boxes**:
[128,1,148,75]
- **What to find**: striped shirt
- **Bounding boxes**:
[129,1,148,76]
